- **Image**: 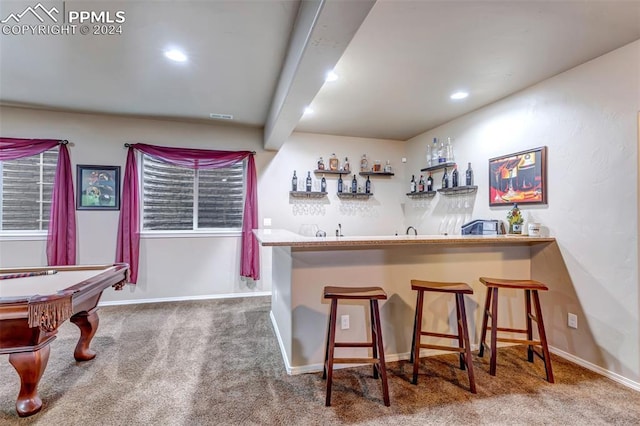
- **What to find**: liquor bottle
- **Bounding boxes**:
[427,172,433,191]
[431,138,439,166]
[418,175,425,192]
[442,167,449,189]
[305,171,312,192]
[360,154,368,172]
[320,174,327,192]
[343,157,350,173]
[438,139,446,163]
[445,137,454,162]
[426,143,432,167]
[452,165,459,187]
[351,174,357,193]
[384,160,392,173]
[291,171,298,191]
[329,153,339,171]
[365,176,371,194]
[337,174,343,193]
[410,175,416,193]
[317,157,325,170]
[465,162,474,186]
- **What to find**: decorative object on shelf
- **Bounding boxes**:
[384,160,392,173]
[418,175,425,192]
[442,167,449,189]
[343,157,350,173]
[431,138,439,166]
[337,174,343,193]
[489,146,547,206]
[372,160,382,172]
[317,157,325,170]
[360,154,368,172]
[291,170,298,191]
[365,176,371,194]
[329,153,339,171]
[427,173,433,191]
[305,171,312,192]
[452,165,459,187]
[465,163,474,186]
[410,175,416,193]
[528,222,542,237]
[507,203,524,234]
[76,165,120,210]
[350,174,357,193]
[320,174,327,192]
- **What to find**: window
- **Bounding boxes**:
[0,149,59,231]
[141,154,245,231]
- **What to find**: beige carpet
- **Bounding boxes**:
[1,296,639,425]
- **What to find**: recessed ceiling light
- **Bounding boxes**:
[325,71,338,82]
[450,91,469,100]
[164,49,188,62]
[304,107,314,115]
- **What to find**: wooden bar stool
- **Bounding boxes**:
[478,277,554,383]
[409,280,476,393]
[322,286,390,407]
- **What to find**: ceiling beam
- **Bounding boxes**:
[263,0,376,151]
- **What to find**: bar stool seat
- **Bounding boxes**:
[322,286,390,406]
[478,277,554,383]
[410,279,476,393]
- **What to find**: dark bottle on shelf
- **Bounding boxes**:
[351,174,357,193]
[452,165,459,187]
[306,171,312,192]
[410,175,416,193]
[442,167,449,189]
[418,175,425,192]
[320,174,327,192]
[427,172,433,191]
[465,162,474,186]
[337,174,343,193]
[292,171,297,192]
[365,176,371,194]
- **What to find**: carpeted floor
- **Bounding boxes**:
[1,296,639,425]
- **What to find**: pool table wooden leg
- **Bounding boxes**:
[8,345,50,417]
[70,310,99,361]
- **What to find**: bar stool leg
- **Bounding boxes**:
[411,290,425,385]
[370,300,379,379]
[372,300,390,406]
[457,293,477,393]
[324,299,338,406]
[409,290,421,364]
[532,290,554,383]
[322,300,334,380]
[478,288,492,358]
[455,295,465,370]
[525,289,534,362]
[489,287,499,376]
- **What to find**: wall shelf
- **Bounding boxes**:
[359,171,394,177]
[406,191,437,199]
[289,191,328,198]
[420,162,456,172]
[437,185,478,195]
[314,169,346,175]
[337,192,373,199]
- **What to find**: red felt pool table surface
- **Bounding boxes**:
[0,263,129,417]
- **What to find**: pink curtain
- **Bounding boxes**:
[115,149,140,282]
[0,138,76,265]
[116,143,259,283]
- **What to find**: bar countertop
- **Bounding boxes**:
[253,229,555,248]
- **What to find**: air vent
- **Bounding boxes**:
[209,113,234,120]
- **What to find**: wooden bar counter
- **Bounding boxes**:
[255,229,557,375]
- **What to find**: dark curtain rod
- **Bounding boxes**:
[123,143,255,155]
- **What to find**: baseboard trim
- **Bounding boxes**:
[99,291,271,307]
[269,310,294,375]
[550,346,640,392]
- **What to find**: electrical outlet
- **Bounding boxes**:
[568,313,578,329]
[263,217,272,227]
[340,315,350,330]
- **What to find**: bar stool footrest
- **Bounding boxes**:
[334,342,374,348]
[418,343,465,353]
[331,357,379,364]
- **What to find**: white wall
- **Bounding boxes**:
[406,41,640,384]
[0,108,270,301]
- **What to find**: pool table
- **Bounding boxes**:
[0,263,129,417]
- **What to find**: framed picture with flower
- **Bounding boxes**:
[488,146,547,206]
[76,165,120,210]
